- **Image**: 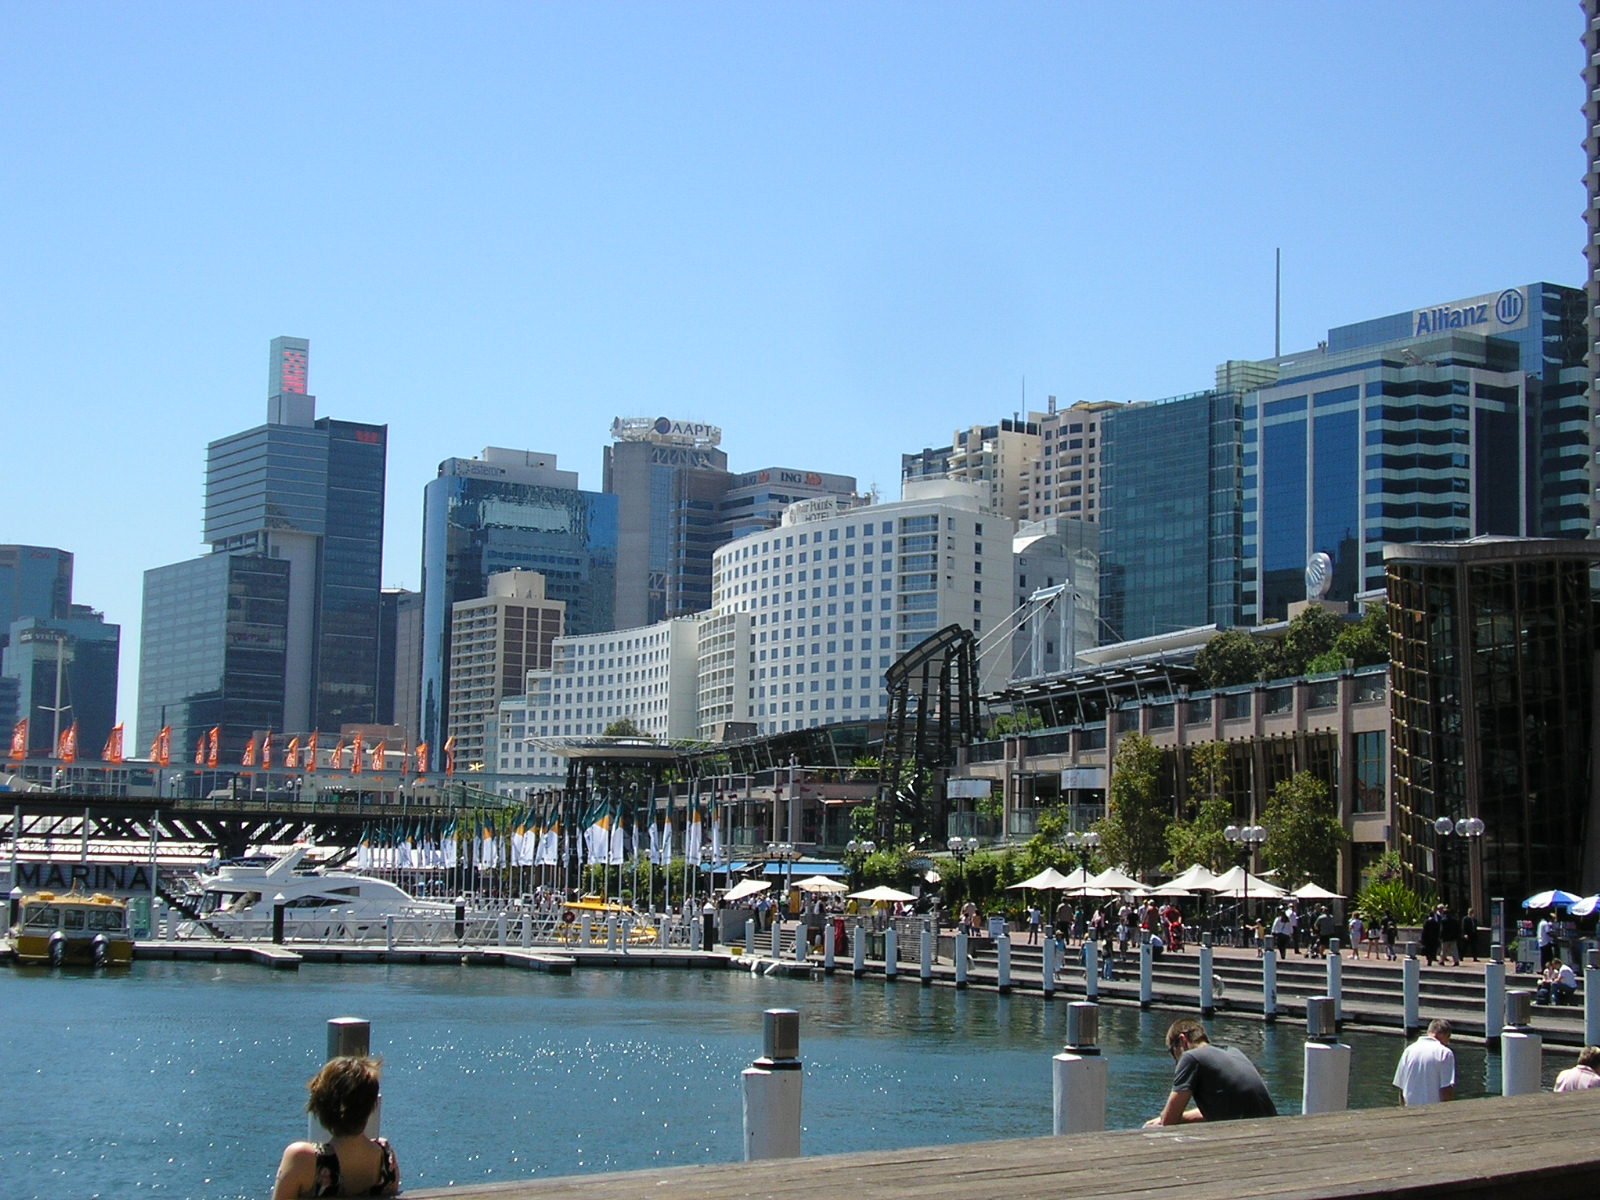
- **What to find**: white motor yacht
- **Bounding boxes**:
[180,846,455,940]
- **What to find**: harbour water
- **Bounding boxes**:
[2,960,1503,1200]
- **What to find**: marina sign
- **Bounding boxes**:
[10,861,154,893]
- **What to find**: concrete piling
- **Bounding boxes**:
[1300,997,1351,1115]
[954,928,969,989]
[1051,1002,1107,1135]
[1501,989,1541,1097]
[742,1009,803,1161]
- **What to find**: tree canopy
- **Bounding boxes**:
[1165,742,1235,874]
[1194,629,1270,688]
[1093,733,1168,880]
[1259,770,1347,887]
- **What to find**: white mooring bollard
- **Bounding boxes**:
[309,1017,380,1139]
[1484,945,1506,1051]
[852,922,866,978]
[1263,945,1278,1023]
[920,920,934,987]
[1199,937,1215,1018]
[1042,937,1057,999]
[996,933,1011,995]
[1052,1002,1108,1135]
[1138,940,1153,1009]
[884,927,899,979]
[1402,947,1421,1036]
[1501,989,1542,1097]
[745,918,757,956]
[1325,939,1342,1024]
[1584,949,1600,1048]
[1084,939,1099,1000]
[742,1008,803,1161]
[823,922,836,974]
[954,928,969,989]
[770,918,781,959]
[1300,997,1351,1115]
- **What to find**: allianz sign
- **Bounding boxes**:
[1413,288,1526,337]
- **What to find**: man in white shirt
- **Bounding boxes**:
[1553,1046,1600,1092]
[1393,1019,1456,1106]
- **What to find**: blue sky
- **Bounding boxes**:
[2,2,1587,724]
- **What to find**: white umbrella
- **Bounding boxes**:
[849,885,918,903]
[1166,864,1224,892]
[793,875,848,894]
[1293,882,1344,901]
[1571,894,1600,917]
[1211,865,1288,899]
[1524,889,1584,909]
[1007,867,1077,891]
[723,878,772,903]
[1089,866,1143,891]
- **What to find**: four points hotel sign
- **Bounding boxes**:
[1413,287,1527,337]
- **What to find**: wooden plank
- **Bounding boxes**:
[404,1092,1600,1200]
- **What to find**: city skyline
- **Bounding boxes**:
[3,4,1586,726]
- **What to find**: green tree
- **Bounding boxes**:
[1092,733,1168,881]
[1308,603,1390,674]
[989,710,1044,736]
[1259,771,1346,887]
[602,718,649,739]
[1165,742,1234,874]
[1274,606,1344,677]
[1194,629,1269,688]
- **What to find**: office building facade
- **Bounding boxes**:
[1241,284,1589,624]
[1099,389,1244,642]
[419,447,617,751]
[1587,0,1600,533]
[5,607,121,758]
[137,552,290,764]
[139,337,387,755]
[1386,537,1600,907]
[446,570,565,770]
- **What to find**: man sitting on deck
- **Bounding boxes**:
[1144,1018,1278,1125]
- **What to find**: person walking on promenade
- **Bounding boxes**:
[1382,915,1398,960]
[1459,909,1478,961]
[274,1056,400,1198]
[1420,907,1442,966]
[1440,907,1462,966]
[1270,908,1292,957]
[1537,911,1556,968]
[1392,1019,1455,1106]
[1553,1046,1600,1092]
[1144,1018,1277,1126]
[1025,903,1041,945]
[1348,913,1364,959]
[1054,898,1071,940]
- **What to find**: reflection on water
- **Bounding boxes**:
[0,961,1512,1199]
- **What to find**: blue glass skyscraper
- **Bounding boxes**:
[419,448,618,751]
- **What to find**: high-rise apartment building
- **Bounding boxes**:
[419,447,617,751]
[707,480,1013,734]
[1099,389,1244,642]
[138,338,387,760]
[446,570,565,770]
[902,417,1040,523]
[0,545,75,738]
[1027,401,1122,524]
[1241,284,1588,622]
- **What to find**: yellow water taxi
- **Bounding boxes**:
[557,896,659,945]
[7,886,134,966]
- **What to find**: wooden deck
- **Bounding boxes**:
[405,1090,1600,1200]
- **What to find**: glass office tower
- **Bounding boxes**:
[1386,538,1599,911]
[419,449,618,751]
[1243,284,1589,623]
[138,337,387,752]
[1099,389,1243,643]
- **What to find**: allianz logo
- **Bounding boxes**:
[1413,289,1524,336]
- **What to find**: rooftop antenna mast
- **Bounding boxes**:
[1275,247,1281,358]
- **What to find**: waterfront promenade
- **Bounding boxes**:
[403,1090,1600,1200]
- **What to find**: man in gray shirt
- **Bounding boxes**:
[1146,1018,1278,1125]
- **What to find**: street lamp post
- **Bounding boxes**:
[1225,824,1267,947]
[767,841,798,899]
[947,836,978,908]
[846,838,875,890]
[1433,816,1485,916]
[1063,830,1100,873]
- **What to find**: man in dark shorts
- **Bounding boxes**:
[1145,1018,1277,1125]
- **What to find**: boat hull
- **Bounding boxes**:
[10,932,133,966]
